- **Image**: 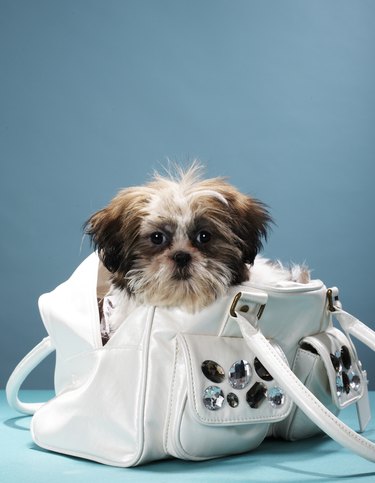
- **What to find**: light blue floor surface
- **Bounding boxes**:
[1,390,375,482]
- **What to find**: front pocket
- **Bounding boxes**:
[164,334,292,460]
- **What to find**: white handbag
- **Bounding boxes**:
[6,252,375,466]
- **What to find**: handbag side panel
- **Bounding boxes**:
[31,305,155,467]
[32,253,154,467]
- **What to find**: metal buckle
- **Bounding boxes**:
[327,288,339,312]
[257,304,266,320]
[230,292,265,320]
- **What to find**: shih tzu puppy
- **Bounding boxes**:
[85,163,309,339]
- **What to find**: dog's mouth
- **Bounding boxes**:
[172,267,192,281]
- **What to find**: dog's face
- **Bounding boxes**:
[85,166,271,311]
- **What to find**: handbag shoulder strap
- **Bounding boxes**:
[231,291,375,462]
[333,308,375,352]
[327,287,375,352]
[6,336,55,414]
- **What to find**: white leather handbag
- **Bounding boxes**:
[6,252,375,466]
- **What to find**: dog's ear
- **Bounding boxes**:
[230,195,272,265]
[214,184,272,265]
[84,188,149,273]
[196,179,273,265]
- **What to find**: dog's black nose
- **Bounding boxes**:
[173,251,192,268]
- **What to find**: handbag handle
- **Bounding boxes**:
[333,309,375,352]
[231,295,375,462]
[6,336,55,415]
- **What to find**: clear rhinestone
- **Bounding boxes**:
[349,371,361,391]
[227,393,239,408]
[229,360,251,389]
[254,357,273,381]
[201,360,225,383]
[336,375,344,397]
[203,386,225,410]
[267,386,285,408]
[246,382,266,408]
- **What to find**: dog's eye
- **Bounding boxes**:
[150,232,167,245]
[196,230,211,244]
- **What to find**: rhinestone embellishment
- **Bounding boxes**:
[267,386,285,407]
[342,371,350,394]
[330,345,361,398]
[349,371,361,391]
[330,351,342,372]
[341,345,352,370]
[227,393,239,408]
[246,382,267,408]
[201,360,225,383]
[229,360,252,389]
[201,356,287,412]
[336,375,344,397]
[203,386,225,410]
[254,357,273,381]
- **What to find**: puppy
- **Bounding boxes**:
[86,163,309,338]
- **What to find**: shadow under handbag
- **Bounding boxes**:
[6,252,375,466]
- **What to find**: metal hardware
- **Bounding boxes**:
[230,292,265,320]
[257,304,266,320]
[327,288,340,312]
[230,293,242,318]
[239,304,250,313]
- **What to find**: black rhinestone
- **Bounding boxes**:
[330,353,341,372]
[342,371,351,394]
[227,393,239,408]
[246,382,267,409]
[254,357,273,381]
[201,360,225,383]
[341,346,352,370]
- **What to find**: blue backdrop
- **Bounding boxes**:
[1,0,374,389]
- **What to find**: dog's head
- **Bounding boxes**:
[85,164,272,311]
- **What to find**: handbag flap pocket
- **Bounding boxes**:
[301,327,366,409]
[178,333,292,426]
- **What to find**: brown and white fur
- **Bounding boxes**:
[86,163,309,336]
